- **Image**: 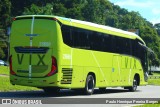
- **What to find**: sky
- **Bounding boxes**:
[109,0,160,25]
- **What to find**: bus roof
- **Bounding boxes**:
[15,15,145,45]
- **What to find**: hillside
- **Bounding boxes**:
[0,0,160,66]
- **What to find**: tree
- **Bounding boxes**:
[154,23,160,36]
[23,3,53,15]
[0,0,11,29]
[105,12,119,27]
[11,0,54,16]
[0,0,10,60]
[82,0,112,24]
[0,0,160,65]
[52,3,67,16]
[0,29,7,59]
[154,23,160,29]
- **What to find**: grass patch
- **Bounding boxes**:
[152,72,160,76]
[0,66,9,75]
[148,78,160,85]
[0,76,40,92]
[0,66,40,92]
[136,104,160,107]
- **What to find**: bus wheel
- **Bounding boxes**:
[84,75,95,95]
[43,87,60,94]
[129,77,138,92]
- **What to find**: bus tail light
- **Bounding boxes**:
[9,55,16,75]
[47,56,57,76]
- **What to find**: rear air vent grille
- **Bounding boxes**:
[61,68,73,84]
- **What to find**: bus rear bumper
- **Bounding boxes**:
[10,75,59,87]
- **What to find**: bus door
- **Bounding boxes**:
[111,55,122,86]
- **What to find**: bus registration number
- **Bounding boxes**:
[39,42,51,47]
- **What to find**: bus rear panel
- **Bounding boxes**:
[10,16,60,87]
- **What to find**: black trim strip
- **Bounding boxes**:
[14,47,49,53]
[16,17,54,20]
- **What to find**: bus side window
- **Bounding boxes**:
[102,34,112,52]
[61,25,72,46]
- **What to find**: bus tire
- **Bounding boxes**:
[43,87,60,94]
[128,77,138,92]
[84,75,95,95]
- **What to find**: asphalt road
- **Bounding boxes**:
[0,85,160,107]
[0,85,160,98]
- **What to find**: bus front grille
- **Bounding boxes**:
[61,68,73,84]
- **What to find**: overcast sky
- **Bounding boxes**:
[109,0,160,25]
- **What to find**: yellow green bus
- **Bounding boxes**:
[10,15,148,95]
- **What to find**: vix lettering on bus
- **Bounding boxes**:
[124,57,137,69]
[17,54,46,65]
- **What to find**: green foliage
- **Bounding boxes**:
[82,0,112,24]
[154,23,160,36]
[0,29,8,59]
[0,0,11,29]
[52,3,67,16]
[23,3,53,15]
[1,0,160,66]
[0,0,10,60]
[0,48,5,59]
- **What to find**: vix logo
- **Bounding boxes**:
[17,54,46,65]
[25,34,39,37]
